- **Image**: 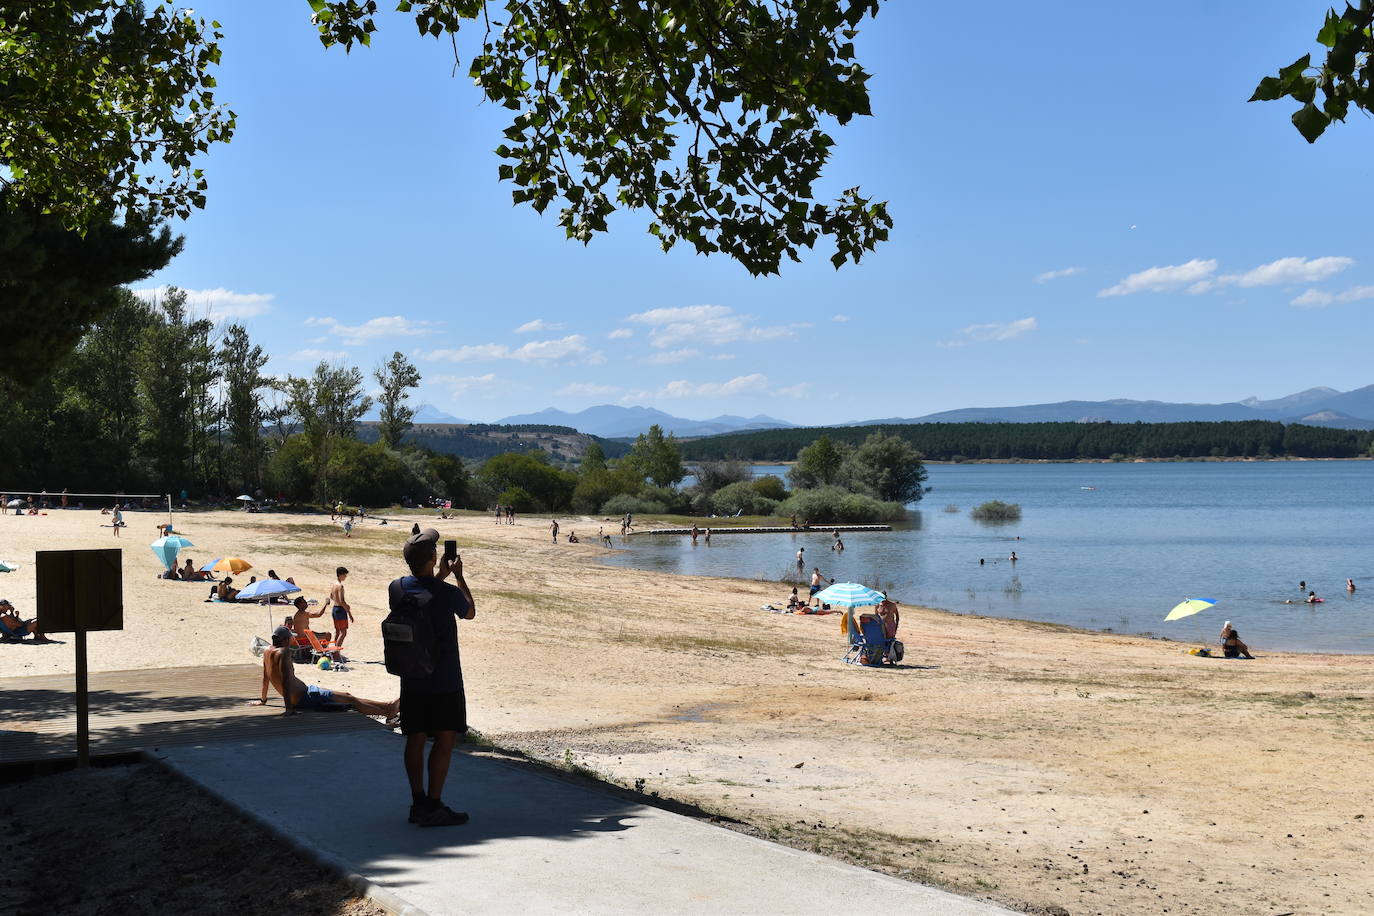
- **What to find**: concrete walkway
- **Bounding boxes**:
[159,726,1009,915]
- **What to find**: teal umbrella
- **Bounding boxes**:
[150,535,194,570]
[812,582,886,608]
[0,560,18,573]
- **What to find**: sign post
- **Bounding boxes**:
[36,549,124,766]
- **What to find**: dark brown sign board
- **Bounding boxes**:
[36,549,124,633]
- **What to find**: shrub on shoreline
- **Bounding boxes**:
[776,486,907,523]
[970,500,1022,522]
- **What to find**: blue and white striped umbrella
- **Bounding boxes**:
[235,578,301,601]
[812,582,886,608]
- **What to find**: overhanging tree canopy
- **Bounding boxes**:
[1250,1,1374,142]
[2,2,889,277]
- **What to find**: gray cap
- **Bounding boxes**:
[272,625,292,646]
[403,527,440,566]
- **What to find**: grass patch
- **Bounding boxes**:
[607,630,788,657]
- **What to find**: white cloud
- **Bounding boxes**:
[832,314,851,322]
[1100,256,1355,298]
[659,373,772,399]
[422,334,604,366]
[939,317,1038,348]
[557,382,621,396]
[1222,256,1353,288]
[626,304,804,349]
[433,373,509,398]
[710,353,736,361]
[641,348,700,365]
[133,286,275,322]
[513,334,605,364]
[1034,266,1085,283]
[306,315,436,345]
[514,319,566,334]
[423,344,512,361]
[608,328,634,340]
[1291,284,1374,308]
[1098,259,1217,297]
[774,382,812,399]
[288,348,349,362]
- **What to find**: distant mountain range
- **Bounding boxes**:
[361,403,469,424]
[494,405,795,439]
[852,385,1374,430]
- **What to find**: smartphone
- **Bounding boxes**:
[443,539,458,562]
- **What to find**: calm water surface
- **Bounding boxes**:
[604,462,1374,654]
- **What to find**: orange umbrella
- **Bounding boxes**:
[210,557,252,574]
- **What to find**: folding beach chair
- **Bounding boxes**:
[841,609,894,667]
[303,629,346,667]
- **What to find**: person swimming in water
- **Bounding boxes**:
[1306,590,1319,604]
[1347,578,1356,592]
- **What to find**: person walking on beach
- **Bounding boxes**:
[550,518,560,544]
[329,567,354,648]
[809,567,833,606]
[393,527,477,827]
[506,505,515,525]
[111,505,123,537]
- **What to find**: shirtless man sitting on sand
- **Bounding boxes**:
[251,626,397,718]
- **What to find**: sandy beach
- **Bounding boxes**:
[2,507,1371,914]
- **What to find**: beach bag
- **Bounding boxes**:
[886,640,904,664]
[382,578,436,678]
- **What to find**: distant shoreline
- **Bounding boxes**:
[922,455,1373,465]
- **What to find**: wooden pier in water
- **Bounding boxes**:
[630,524,891,536]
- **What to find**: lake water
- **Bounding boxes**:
[603,461,1374,654]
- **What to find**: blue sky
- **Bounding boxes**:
[141,1,1374,424]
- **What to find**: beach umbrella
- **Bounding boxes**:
[201,556,252,575]
[236,495,255,502]
[6,499,23,508]
[0,560,18,573]
[1165,598,1217,622]
[150,534,194,570]
[236,578,301,601]
[813,582,887,608]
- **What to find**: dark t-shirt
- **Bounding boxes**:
[398,574,468,694]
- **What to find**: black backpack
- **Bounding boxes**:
[382,578,436,678]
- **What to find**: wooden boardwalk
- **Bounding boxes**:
[630,524,892,536]
[0,664,382,764]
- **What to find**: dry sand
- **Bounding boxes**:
[2,507,1371,915]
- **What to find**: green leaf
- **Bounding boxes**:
[1292,103,1331,143]
[1248,75,1285,102]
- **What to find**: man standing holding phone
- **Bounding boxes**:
[395,528,477,827]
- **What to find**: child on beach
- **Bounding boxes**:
[343,515,354,538]
[330,566,354,647]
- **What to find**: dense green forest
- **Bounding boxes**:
[679,421,1374,462]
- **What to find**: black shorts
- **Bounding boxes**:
[400,685,467,736]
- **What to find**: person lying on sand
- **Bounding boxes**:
[251,627,396,718]
[0,600,51,642]
[1219,621,1254,659]
[216,577,240,601]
